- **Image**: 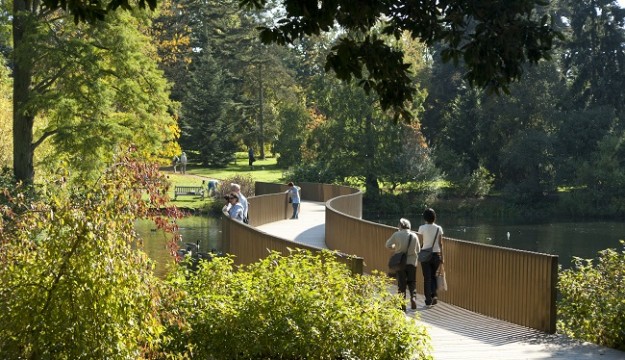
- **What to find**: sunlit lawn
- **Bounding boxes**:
[160,153,285,209]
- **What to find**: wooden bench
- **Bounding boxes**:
[174,186,205,200]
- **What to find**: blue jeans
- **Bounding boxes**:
[421,253,441,305]
[291,203,300,219]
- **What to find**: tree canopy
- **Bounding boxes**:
[242,0,559,120]
[38,0,558,121]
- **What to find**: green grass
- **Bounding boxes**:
[161,153,286,209]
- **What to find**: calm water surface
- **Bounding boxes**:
[374,215,625,268]
[135,216,223,277]
[137,214,625,274]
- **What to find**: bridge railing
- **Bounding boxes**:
[255,182,360,204]
[326,191,558,333]
[222,184,363,274]
[227,182,557,333]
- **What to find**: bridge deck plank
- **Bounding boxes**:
[254,201,625,360]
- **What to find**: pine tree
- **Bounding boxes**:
[181,47,237,167]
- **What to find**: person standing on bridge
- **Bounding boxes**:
[223,193,244,222]
[385,218,420,311]
[230,183,248,223]
[417,208,444,307]
[285,182,301,219]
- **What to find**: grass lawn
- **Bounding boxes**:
[161,153,286,210]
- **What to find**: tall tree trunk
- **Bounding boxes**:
[12,0,35,184]
[258,62,265,159]
[364,114,379,198]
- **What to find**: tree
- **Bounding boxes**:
[302,74,434,198]
[241,42,299,159]
[559,0,625,113]
[30,0,557,121]
[0,55,10,168]
[272,103,310,168]
[180,46,238,167]
[10,7,177,183]
[242,0,558,119]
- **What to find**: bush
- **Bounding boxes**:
[162,251,432,359]
[558,241,625,350]
[285,162,340,184]
[456,166,494,198]
[0,156,177,359]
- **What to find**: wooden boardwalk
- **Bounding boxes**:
[256,201,625,360]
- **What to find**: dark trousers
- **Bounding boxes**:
[291,203,300,219]
[397,264,417,298]
[421,253,441,305]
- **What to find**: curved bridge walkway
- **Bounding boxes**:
[256,201,624,360]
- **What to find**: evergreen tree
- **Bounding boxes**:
[561,0,625,113]
[180,47,237,167]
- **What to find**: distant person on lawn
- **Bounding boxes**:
[248,147,255,170]
[180,152,188,174]
[172,155,179,173]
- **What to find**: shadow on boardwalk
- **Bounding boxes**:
[408,294,624,359]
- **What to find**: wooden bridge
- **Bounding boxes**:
[221,182,624,359]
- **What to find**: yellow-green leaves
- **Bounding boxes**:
[163,250,432,359]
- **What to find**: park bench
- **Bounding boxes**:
[174,186,205,200]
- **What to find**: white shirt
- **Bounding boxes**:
[237,192,248,218]
[418,223,443,252]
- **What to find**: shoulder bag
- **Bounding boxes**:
[388,233,413,273]
[418,227,440,263]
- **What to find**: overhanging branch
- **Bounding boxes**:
[32,129,59,150]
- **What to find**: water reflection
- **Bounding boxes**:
[135,216,223,277]
[137,213,624,274]
[372,216,625,268]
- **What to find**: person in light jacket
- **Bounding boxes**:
[385,218,420,311]
[223,193,244,222]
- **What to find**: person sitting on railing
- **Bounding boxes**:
[223,193,244,222]
[385,218,420,311]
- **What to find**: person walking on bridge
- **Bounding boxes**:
[385,218,420,311]
[418,208,444,307]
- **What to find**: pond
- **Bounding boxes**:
[372,214,625,268]
[137,214,625,275]
[135,216,223,277]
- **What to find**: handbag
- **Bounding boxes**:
[388,233,413,272]
[418,228,440,263]
[436,264,448,291]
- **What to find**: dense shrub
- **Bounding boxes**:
[285,162,341,184]
[162,251,432,359]
[558,241,625,350]
[455,166,495,198]
[0,156,178,359]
